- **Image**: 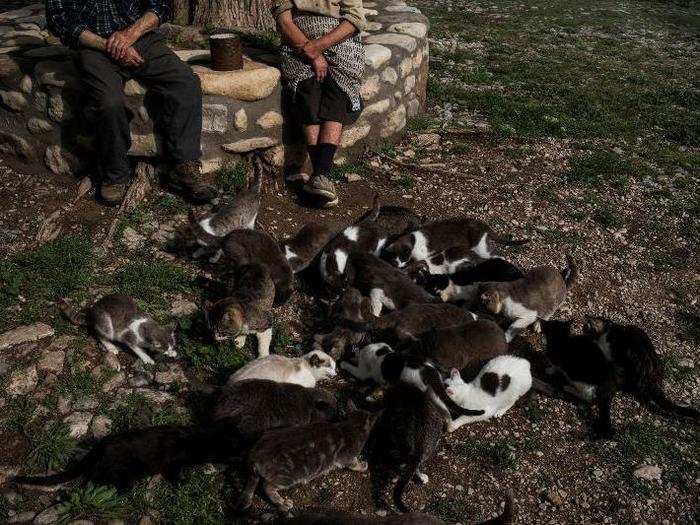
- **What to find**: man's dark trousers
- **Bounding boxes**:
[78,32,202,184]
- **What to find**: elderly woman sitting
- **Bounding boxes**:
[273,0,366,207]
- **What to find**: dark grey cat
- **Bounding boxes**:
[59,294,176,368]
[189,169,262,261]
[371,303,477,344]
[282,222,339,273]
[222,229,294,305]
[237,404,378,512]
[313,287,371,360]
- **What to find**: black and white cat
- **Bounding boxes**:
[419,257,524,298]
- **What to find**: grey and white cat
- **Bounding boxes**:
[204,263,275,356]
[479,253,577,342]
[313,287,370,360]
[281,222,339,273]
[59,294,176,369]
[189,169,262,261]
[237,404,378,513]
[227,350,337,387]
[383,217,528,268]
[444,355,532,432]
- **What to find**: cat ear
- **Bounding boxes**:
[450,368,460,379]
[308,353,322,367]
[446,387,454,396]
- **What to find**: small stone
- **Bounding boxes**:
[0,132,33,158]
[360,75,381,100]
[364,33,417,52]
[19,74,32,93]
[6,366,38,396]
[27,117,53,134]
[129,373,151,388]
[0,323,54,350]
[546,488,563,506]
[384,4,421,13]
[47,91,68,122]
[72,396,99,411]
[0,89,27,111]
[121,227,145,250]
[340,124,371,148]
[222,137,278,153]
[398,57,412,77]
[44,145,81,176]
[406,98,420,117]
[387,22,428,38]
[363,98,390,117]
[102,372,125,392]
[346,173,362,182]
[404,74,416,94]
[90,415,112,439]
[234,108,248,131]
[170,298,198,317]
[415,133,440,147]
[202,103,228,133]
[381,67,398,84]
[380,105,407,138]
[363,44,392,69]
[124,79,146,96]
[634,464,662,481]
[37,350,64,374]
[33,505,60,525]
[128,133,163,157]
[154,365,187,385]
[63,412,92,438]
[366,21,382,31]
[256,110,283,129]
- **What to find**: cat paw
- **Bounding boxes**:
[349,459,368,472]
[415,471,429,484]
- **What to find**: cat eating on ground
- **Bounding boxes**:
[313,287,371,360]
[227,350,337,387]
[58,294,176,369]
[281,222,339,273]
[371,303,477,344]
[444,355,532,432]
[428,257,524,299]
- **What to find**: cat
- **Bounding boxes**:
[541,318,700,437]
[356,196,423,243]
[338,252,439,315]
[281,222,339,273]
[189,168,262,261]
[382,217,529,268]
[58,294,176,369]
[237,403,378,513]
[212,379,338,436]
[427,258,524,299]
[313,287,371,360]
[340,342,485,420]
[12,422,240,491]
[444,355,532,432]
[221,229,294,305]
[227,350,337,387]
[204,263,275,356]
[411,320,509,381]
[370,303,477,345]
[479,253,577,342]
[407,245,486,280]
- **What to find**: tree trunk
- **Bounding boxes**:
[173,0,191,25]
[192,0,276,32]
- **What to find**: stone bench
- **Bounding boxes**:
[0,2,429,178]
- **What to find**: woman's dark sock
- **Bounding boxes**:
[313,143,338,177]
[307,144,320,167]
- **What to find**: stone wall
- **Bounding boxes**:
[0,2,429,178]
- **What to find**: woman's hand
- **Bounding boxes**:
[312,55,328,82]
[302,40,323,60]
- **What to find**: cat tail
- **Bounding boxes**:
[423,366,485,418]
[393,456,420,513]
[492,234,530,246]
[12,450,95,487]
[475,490,515,525]
[56,298,87,326]
[249,163,263,194]
[561,252,578,289]
[643,384,700,421]
[358,193,381,224]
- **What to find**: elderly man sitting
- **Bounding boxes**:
[46,0,216,205]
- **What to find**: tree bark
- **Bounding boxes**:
[173,0,191,25]
[192,0,276,32]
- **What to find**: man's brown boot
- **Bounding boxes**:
[100,181,129,206]
[169,160,217,204]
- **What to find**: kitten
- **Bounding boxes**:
[281,222,339,273]
[212,379,338,436]
[227,350,337,387]
[383,217,529,268]
[431,258,524,299]
[479,253,577,342]
[371,303,477,344]
[204,263,275,356]
[189,169,262,261]
[313,287,371,360]
[12,422,240,490]
[411,320,509,381]
[221,229,294,305]
[542,318,699,437]
[58,294,176,369]
[340,252,439,316]
[444,355,532,432]
[237,404,378,513]
[340,342,485,420]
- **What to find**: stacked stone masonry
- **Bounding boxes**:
[0,2,429,176]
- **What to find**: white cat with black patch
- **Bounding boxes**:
[340,343,485,420]
[444,355,532,432]
[228,350,337,388]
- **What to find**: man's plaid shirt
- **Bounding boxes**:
[46,0,172,49]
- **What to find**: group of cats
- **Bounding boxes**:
[14,171,698,523]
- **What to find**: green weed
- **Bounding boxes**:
[114,261,194,308]
[216,161,249,195]
[329,161,370,181]
[407,115,439,132]
[27,421,76,472]
[457,439,519,469]
[58,483,124,521]
[149,469,225,524]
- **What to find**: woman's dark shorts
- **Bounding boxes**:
[293,75,363,126]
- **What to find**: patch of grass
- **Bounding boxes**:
[674,310,700,346]
[427,496,478,523]
[1,397,37,433]
[0,260,23,307]
[566,151,648,189]
[448,142,471,155]
[398,174,415,190]
[524,401,546,423]
[114,261,194,308]
[457,439,519,470]
[329,161,370,182]
[56,366,108,398]
[152,195,189,217]
[407,115,439,132]
[151,405,190,427]
[108,392,155,433]
[662,354,695,383]
[58,483,124,521]
[115,206,148,241]
[589,200,625,229]
[149,468,225,524]
[27,421,76,472]
[215,161,249,195]
[236,30,281,53]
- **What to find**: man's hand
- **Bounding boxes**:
[312,55,328,82]
[118,46,145,68]
[106,29,138,61]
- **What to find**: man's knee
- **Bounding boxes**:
[92,91,127,116]
[169,68,201,104]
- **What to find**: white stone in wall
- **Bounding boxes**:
[232,108,249,132]
[202,103,229,133]
[385,5,421,13]
[129,133,163,157]
[341,124,371,148]
[124,80,146,96]
[256,110,283,129]
[44,145,81,176]
[363,44,391,69]
[262,145,285,167]
[222,137,278,153]
[363,98,391,117]
[404,75,416,94]
[393,91,402,102]
[366,22,383,32]
[34,60,80,89]
[360,75,381,100]
[137,105,150,122]
[381,67,398,85]
[365,33,417,53]
[406,98,420,117]
[363,8,379,16]
[0,89,27,111]
[0,46,21,55]
[33,89,47,112]
[387,22,428,39]
[380,105,407,138]
[413,52,423,70]
[399,57,413,77]
[27,117,53,134]
[48,91,68,122]
[201,157,225,174]
[19,75,32,94]
[193,61,280,102]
